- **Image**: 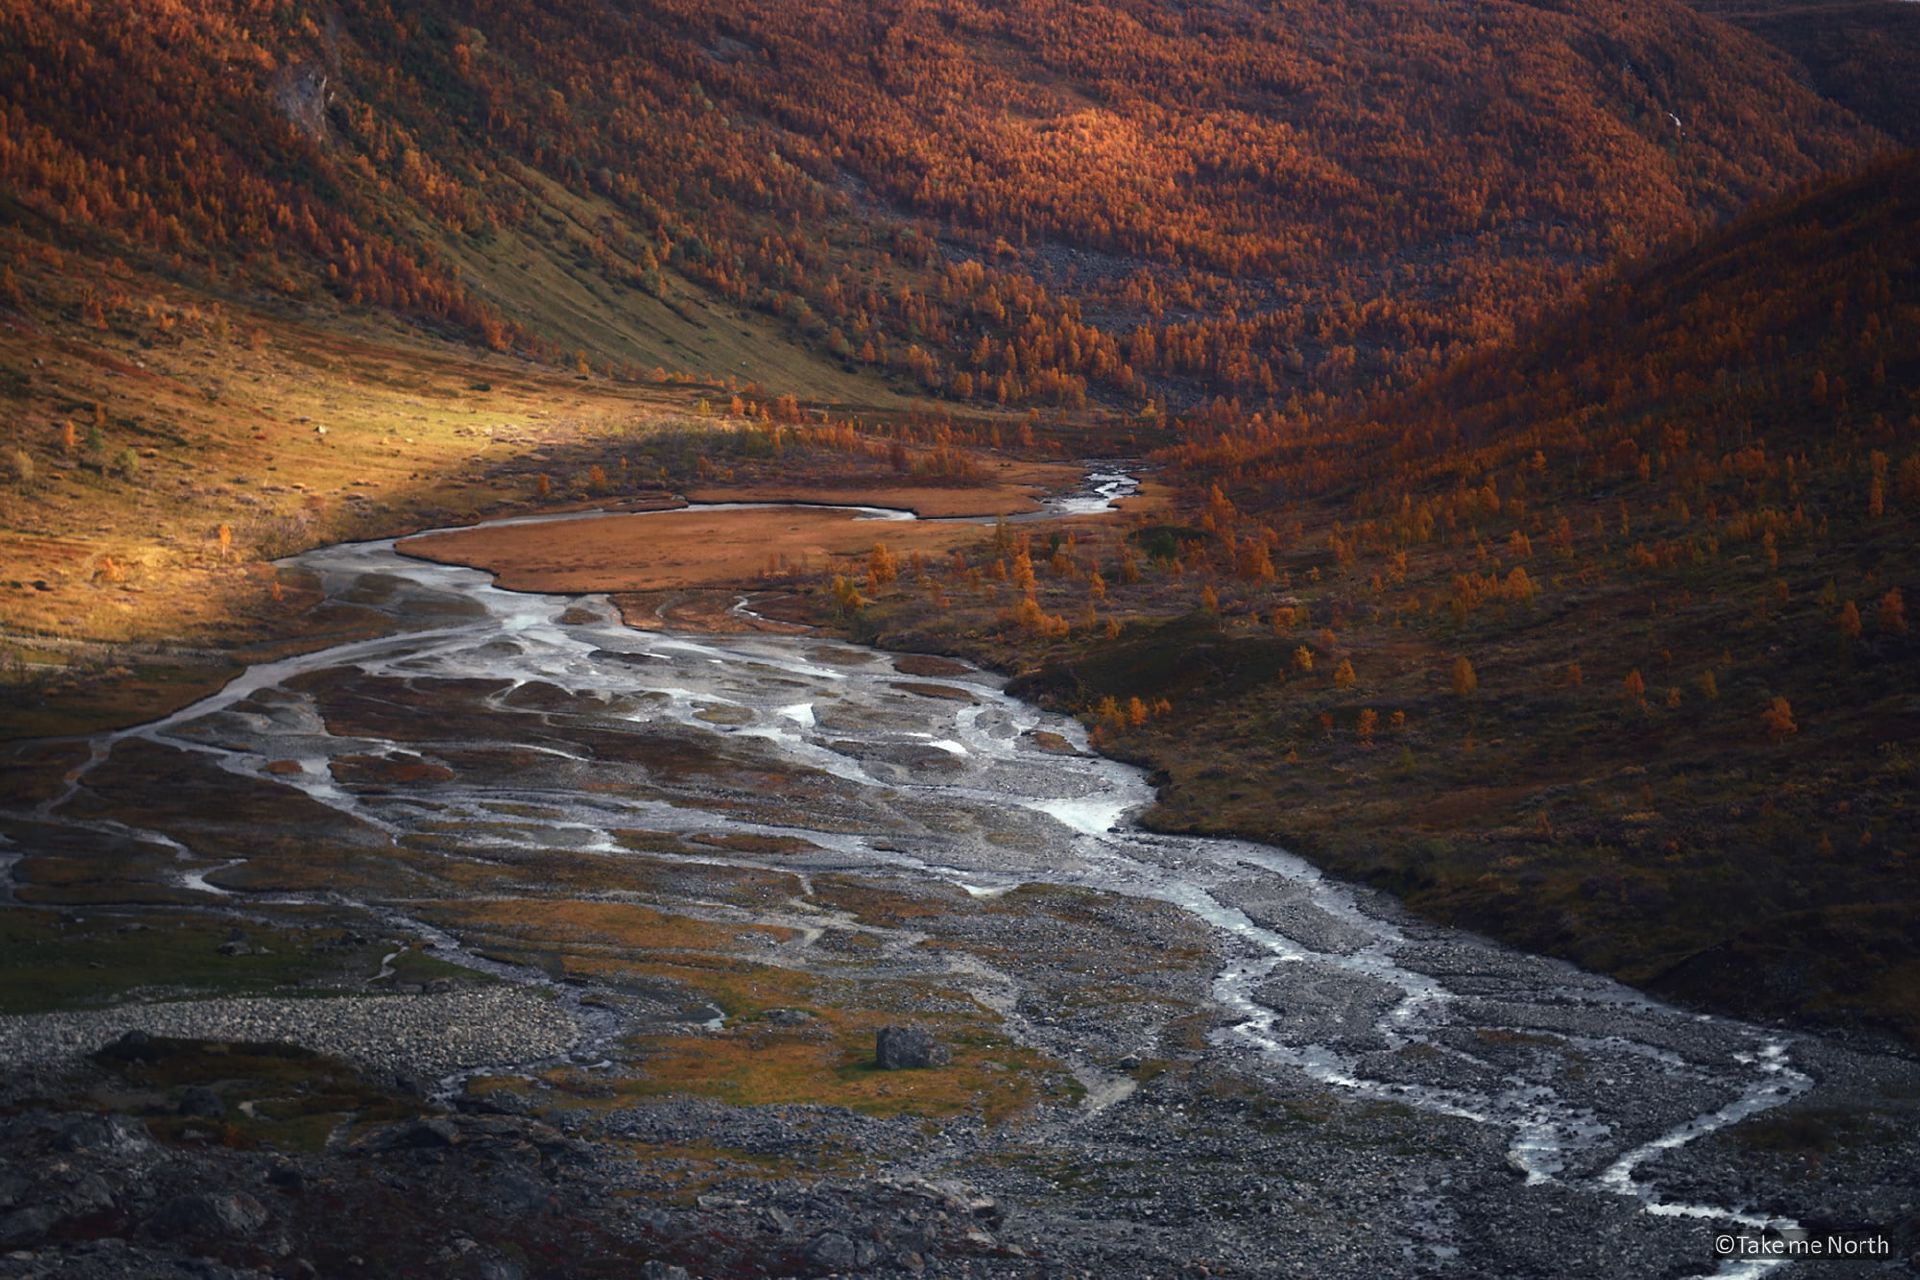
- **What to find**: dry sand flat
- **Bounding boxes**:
[397,503,990,593]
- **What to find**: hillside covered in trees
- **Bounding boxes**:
[855,154,1920,1045]
[1684,0,1920,147]
[0,0,1896,417]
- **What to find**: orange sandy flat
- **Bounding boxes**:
[397,506,992,593]
[681,460,1085,518]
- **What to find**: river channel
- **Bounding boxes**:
[3,474,1913,1278]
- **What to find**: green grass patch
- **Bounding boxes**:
[0,910,432,1012]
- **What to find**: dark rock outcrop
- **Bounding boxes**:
[874,1025,949,1070]
[148,1190,268,1240]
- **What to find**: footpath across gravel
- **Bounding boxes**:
[0,986,579,1078]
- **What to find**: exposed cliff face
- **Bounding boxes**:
[272,61,332,142]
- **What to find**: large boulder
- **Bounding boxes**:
[806,1229,877,1271]
[95,1029,159,1065]
[371,1117,461,1151]
[54,1114,151,1158]
[0,1205,61,1250]
[149,1190,269,1240]
[874,1026,950,1070]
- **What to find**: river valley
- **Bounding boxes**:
[1,485,1916,1279]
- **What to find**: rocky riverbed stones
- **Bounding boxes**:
[0,987,579,1079]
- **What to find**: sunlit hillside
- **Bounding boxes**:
[0,0,1892,415]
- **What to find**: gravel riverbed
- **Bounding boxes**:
[2,503,1915,1278]
[0,987,579,1080]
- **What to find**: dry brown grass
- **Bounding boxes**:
[424,897,800,955]
[586,957,1065,1124]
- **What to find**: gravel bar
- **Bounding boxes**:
[0,987,579,1078]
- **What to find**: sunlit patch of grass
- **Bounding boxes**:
[617,1020,1057,1124]
[0,235,920,745]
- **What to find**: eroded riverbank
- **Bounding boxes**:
[1,492,1915,1278]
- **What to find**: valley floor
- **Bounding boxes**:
[3,510,1915,1278]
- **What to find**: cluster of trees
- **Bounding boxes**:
[650,0,1879,405]
[1688,0,1920,148]
[837,157,1913,803]
[0,4,517,347]
[1056,156,1915,784]
[1162,154,1917,606]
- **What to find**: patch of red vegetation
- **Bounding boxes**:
[892,654,972,678]
[329,753,458,786]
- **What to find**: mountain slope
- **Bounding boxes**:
[1683,0,1920,146]
[0,0,1890,412]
